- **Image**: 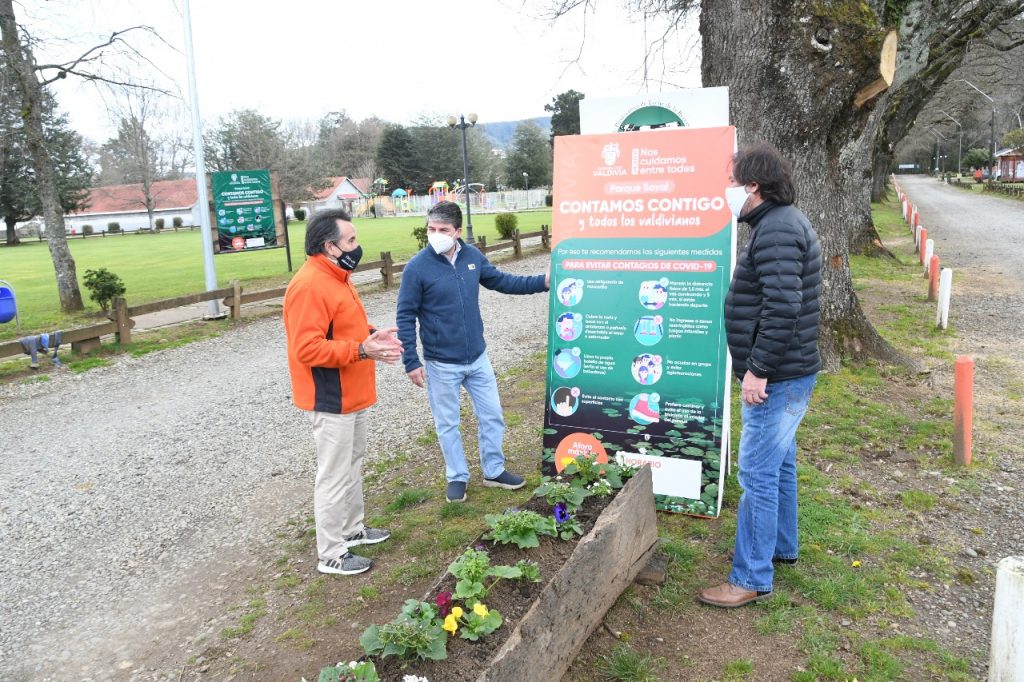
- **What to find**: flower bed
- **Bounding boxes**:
[334,461,656,682]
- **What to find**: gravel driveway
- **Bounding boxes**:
[0,250,551,681]
[896,175,1024,674]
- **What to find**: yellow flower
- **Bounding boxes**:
[473,603,489,617]
[442,614,458,634]
[851,560,862,568]
[451,606,464,619]
[562,457,576,467]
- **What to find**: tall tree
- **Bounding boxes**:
[505,121,553,188]
[376,123,420,190]
[544,89,585,146]
[0,64,90,244]
[1,1,160,310]
[552,0,1024,370]
[316,111,386,179]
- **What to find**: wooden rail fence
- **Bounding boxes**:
[0,227,550,362]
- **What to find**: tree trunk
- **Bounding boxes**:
[700,0,907,372]
[0,0,83,310]
[5,216,20,245]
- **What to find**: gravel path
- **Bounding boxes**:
[892,176,1024,674]
[0,250,551,681]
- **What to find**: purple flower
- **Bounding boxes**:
[436,591,453,617]
[553,502,570,524]
[475,544,487,552]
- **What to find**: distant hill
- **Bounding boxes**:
[479,117,551,149]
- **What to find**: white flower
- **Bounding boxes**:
[348,661,359,669]
[402,676,430,682]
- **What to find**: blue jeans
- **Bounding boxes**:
[730,373,817,593]
[425,353,507,483]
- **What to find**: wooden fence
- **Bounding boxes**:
[0,227,551,362]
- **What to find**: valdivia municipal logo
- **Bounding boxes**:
[601,142,621,166]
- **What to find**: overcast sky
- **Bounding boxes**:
[21,0,701,143]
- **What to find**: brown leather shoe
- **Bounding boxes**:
[697,582,772,608]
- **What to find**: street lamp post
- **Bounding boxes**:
[448,113,478,243]
[940,110,962,177]
[927,129,948,175]
[522,172,529,208]
[957,79,996,180]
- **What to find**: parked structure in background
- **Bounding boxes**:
[995,147,1024,181]
[301,176,370,217]
[65,179,200,234]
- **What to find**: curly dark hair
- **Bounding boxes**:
[732,143,796,206]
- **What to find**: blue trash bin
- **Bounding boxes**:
[0,279,20,331]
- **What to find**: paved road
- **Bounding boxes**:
[0,251,551,681]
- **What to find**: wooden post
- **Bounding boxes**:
[989,556,1024,681]
[953,355,973,466]
[113,296,132,345]
[541,224,551,250]
[513,229,522,258]
[380,251,394,289]
[230,279,242,320]
[928,255,940,301]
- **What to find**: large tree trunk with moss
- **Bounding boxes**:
[700,0,905,372]
[0,0,84,311]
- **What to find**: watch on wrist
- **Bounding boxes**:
[358,343,368,360]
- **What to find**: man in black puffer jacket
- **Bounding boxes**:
[698,143,822,609]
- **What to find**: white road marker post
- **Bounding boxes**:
[989,556,1024,681]
[936,268,953,329]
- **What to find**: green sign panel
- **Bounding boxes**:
[212,170,276,252]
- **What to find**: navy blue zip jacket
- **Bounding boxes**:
[397,241,547,371]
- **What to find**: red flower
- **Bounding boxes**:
[436,591,453,617]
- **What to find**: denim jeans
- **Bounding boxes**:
[424,353,507,483]
[730,373,817,592]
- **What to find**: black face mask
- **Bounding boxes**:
[334,244,363,271]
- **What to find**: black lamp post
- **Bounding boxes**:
[448,113,478,243]
[940,110,962,177]
[958,79,996,180]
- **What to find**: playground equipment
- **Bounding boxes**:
[0,279,19,332]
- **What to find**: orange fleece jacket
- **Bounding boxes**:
[283,254,375,413]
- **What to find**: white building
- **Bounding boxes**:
[66,179,200,233]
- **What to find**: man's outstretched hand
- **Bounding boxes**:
[363,327,403,364]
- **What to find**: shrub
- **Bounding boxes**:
[412,225,427,249]
[545,194,553,207]
[294,208,307,221]
[82,224,93,235]
[83,268,127,312]
[494,212,518,240]
[154,218,165,229]
[106,222,120,233]
[172,216,183,228]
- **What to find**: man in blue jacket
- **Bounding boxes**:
[397,201,549,503]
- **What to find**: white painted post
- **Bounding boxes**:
[902,199,908,220]
[989,556,1024,681]
[915,225,922,252]
[937,268,953,329]
[924,239,934,276]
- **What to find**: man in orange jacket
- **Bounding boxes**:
[284,208,403,575]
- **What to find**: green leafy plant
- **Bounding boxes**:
[294,207,307,220]
[454,602,503,642]
[533,476,588,511]
[82,224,94,235]
[172,216,183,227]
[483,509,550,549]
[447,548,528,604]
[562,454,624,487]
[359,600,447,661]
[547,502,585,540]
[154,218,165,229]
[312,660,379,681]
[494,212,518,239]
[106,221,119,232]
[515,559,542,582]
[412,224,427,248]
[82,267,127,312]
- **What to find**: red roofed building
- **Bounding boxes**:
[301,176,368,217]
[66,179,201,234]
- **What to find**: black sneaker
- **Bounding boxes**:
[482,471,526,490]
[318,552,372,575]
[446,480,468,503]
[345,528,391,547]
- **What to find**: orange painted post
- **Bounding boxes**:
[919,228,928,264]
[928,255,940,301]
[953,355,973,466]
[914,207,921,230]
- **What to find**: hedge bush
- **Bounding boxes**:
[172,217,183,228]
[294,208,307,221]
[155,218,165,229]
[107,222,120,233]
[495,213,518,240]
[82,224,94,235]
[83,267,126,312]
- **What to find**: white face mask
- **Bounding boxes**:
[427,231,456,254]
[725,185,751,218]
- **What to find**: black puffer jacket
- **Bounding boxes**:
[724,201,821,381]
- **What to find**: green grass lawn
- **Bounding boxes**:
[0,210,553,340]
